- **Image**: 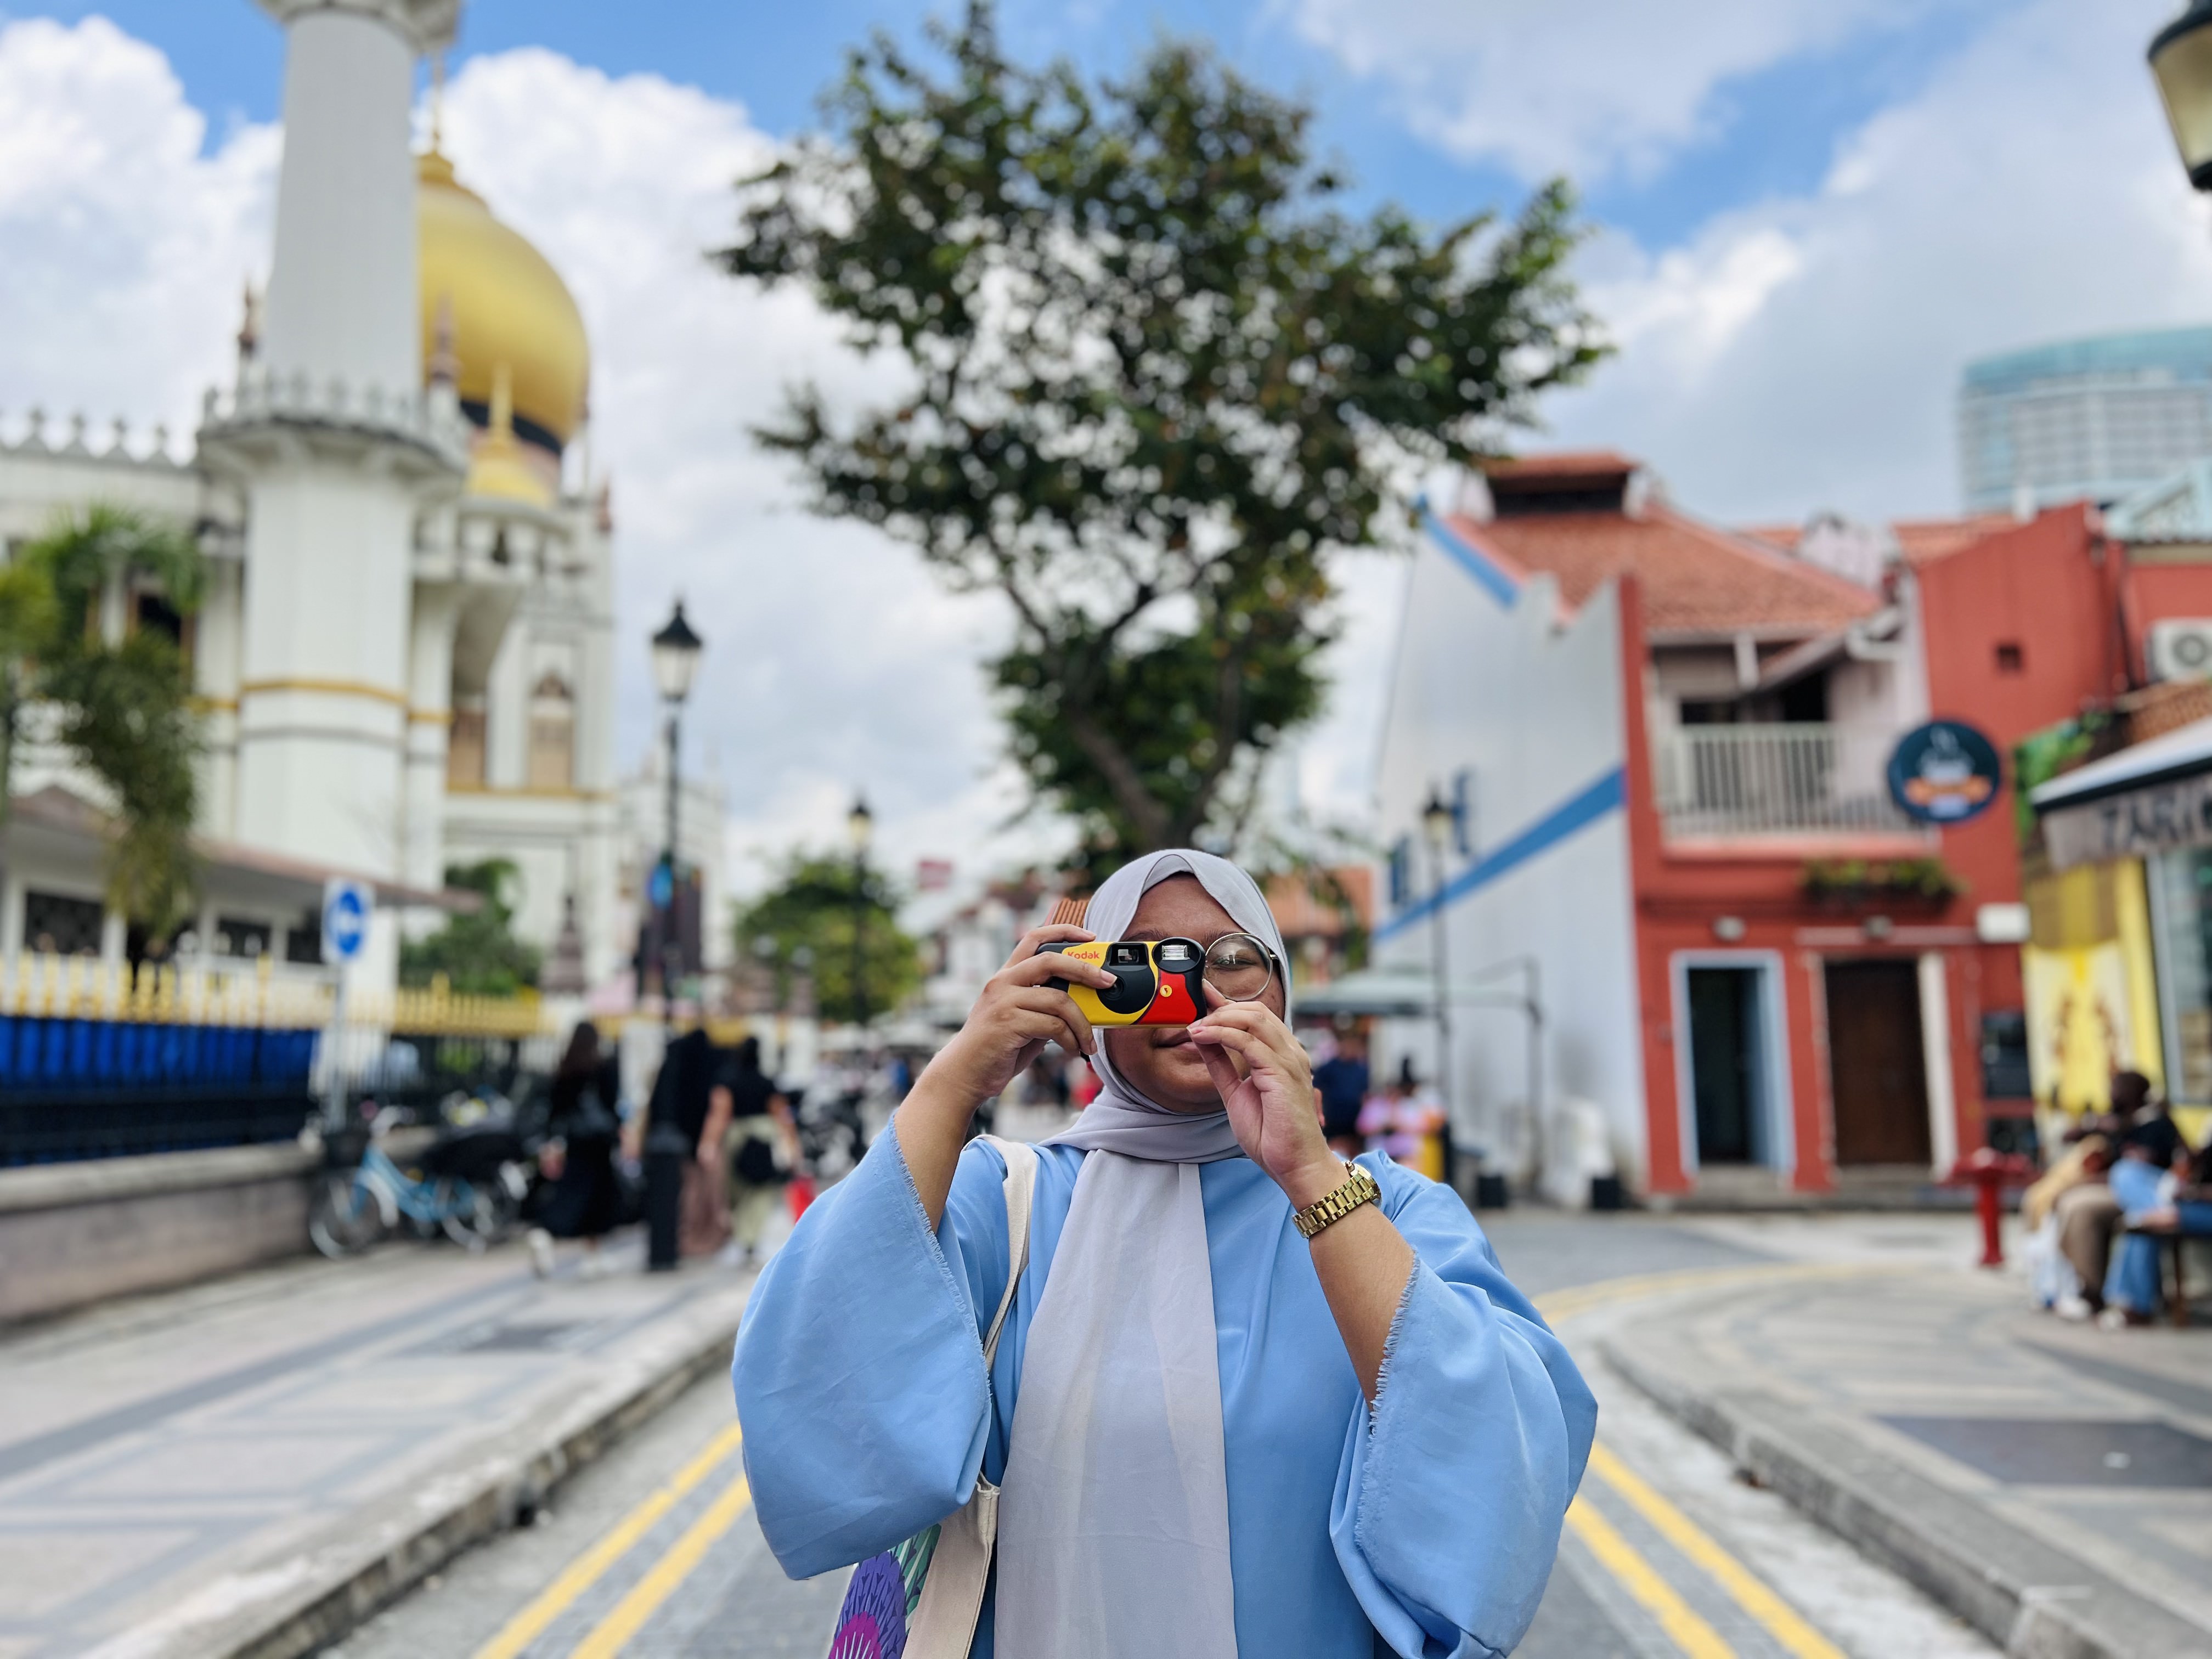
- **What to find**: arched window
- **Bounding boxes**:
[528,670,574,791]
[448,694,488,789]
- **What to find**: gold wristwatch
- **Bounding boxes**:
[1293,1161,1381,1239]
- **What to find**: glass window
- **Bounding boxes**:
[24,890,105,956]
[2149,848,2212,1104]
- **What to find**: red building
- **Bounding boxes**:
[1374,454,2193,1201]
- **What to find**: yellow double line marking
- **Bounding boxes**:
[471,1421,749,1659]
[470,1261,1861,1658]
[1537,1269,1855,1659]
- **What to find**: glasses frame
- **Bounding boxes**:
[1197,929,1280,1005]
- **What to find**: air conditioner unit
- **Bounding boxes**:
[2148,618,2212,682]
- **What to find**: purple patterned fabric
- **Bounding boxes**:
[829,1550,909,1659]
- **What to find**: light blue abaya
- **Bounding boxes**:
[733,1129,1595,1657]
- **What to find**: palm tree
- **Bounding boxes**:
[3,506,207,946]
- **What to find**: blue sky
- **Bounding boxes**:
[10,0,2024,249]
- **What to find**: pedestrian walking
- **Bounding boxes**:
[717,1036,795,1265]
[528,1022,624,1279]
[733,848,1593,1658]
[633,1026,727,1268]
[1313,1025,1370,1159]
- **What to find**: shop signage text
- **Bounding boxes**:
[2043,772,2212,871]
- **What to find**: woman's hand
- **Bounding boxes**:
[917,924,1115,1107]
[1190,985,1337,1206]
[897,924,1116,1226]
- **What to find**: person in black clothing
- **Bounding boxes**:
[713,1036,795,1263]
[530,1022,624,1278]
[1313,1028,1370,1160]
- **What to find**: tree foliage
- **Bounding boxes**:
[399,859,543,996]
[720,4,1605,876]
[735,855,923,1027]
[6,506,206,940]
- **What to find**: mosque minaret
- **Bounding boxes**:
[0,0,637,995]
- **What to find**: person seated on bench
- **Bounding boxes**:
[2102,1135,2211,1325]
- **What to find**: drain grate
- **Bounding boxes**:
[1880,1416,2212,1487]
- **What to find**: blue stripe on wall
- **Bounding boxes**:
[1375,766,1627,943]
[1418,498,1520,608]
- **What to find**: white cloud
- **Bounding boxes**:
[433,50,1057,900]
[1541,0,2212,521]
[1290,0,1930,180]
[0,16,274,446]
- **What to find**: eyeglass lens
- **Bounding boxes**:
[1203,933,1273,1002]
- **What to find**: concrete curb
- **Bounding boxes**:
[0,1143,316,1214]
[86,1276,752,1659]
[1599,1326,2212,1659]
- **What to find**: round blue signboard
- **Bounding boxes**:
[1886,720,2002,825]
[321,879,373,963]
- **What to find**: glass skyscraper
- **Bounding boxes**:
[1958,326,2212,513]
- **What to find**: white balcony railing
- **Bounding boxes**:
[1654,723,1921,839]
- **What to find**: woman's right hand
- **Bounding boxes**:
[913,924,1114,1113]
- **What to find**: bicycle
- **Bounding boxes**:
[308,1107,524,1258]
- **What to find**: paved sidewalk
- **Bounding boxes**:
[0,1233,752,1659]
[1605,1261,2212,1658]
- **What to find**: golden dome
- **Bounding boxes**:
[417,148,589,453]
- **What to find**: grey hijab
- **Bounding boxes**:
[995,850,1289,1657]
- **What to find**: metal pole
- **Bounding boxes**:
[1427,844,1452,1132]
[323,973,348,1132]
[851,848,870,1030]
[662,702,680,1009]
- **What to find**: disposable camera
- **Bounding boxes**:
[1037,932,1277,1027]
[1039,937,1206,1027]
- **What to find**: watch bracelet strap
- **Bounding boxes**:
[1293,1162,1380,1239]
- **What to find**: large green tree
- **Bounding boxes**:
[735,855,923,1026]
[720,5,1604,876]
[399,858,543,995]
[5,506,207,942]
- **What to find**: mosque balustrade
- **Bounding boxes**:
[0,409,192,471]
[200,367,471,473]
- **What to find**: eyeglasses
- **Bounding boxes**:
[1140,932,1281,1003]
[1201,931,1277,1003]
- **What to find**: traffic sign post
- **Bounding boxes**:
[320,879,374,1127]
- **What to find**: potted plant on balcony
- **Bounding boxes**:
[1801,857,1964,912]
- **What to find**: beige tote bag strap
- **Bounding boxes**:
[905,1135,1038,1658]
[977,1135,1037,1361]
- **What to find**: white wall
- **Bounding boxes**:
[1372,522,1648,1188]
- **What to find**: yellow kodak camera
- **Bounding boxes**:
[1040,937,1206,1027]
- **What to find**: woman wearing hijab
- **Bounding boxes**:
[733,851,1594,1657]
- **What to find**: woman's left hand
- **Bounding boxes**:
[1190,986,1338,1206]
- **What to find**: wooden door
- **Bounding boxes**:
[1824,959,1931,1165]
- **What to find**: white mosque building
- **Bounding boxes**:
[0,0,674,997]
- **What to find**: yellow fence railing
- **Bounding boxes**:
[0,953,560,1040]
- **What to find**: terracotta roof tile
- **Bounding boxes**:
[1482,450,1637,482]
[1444,505,1879,636]
[1892,514,2018,566]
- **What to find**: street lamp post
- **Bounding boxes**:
[847,794,874,1032]
[2152,2,2212,188]
[1419,785,1456,1146]
[648,600,703,1008]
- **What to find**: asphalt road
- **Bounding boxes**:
[326,1210,1999,1659]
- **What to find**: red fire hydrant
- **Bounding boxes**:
[1942,1147,2038,1268]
